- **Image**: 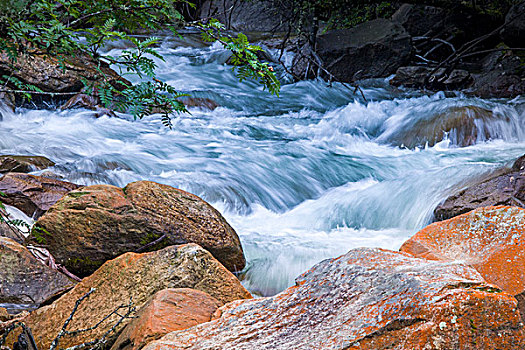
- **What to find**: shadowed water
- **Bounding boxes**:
[0,39,524,296]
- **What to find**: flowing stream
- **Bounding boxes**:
[1,38,524,296]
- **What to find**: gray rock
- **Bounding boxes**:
[470,50,525,99]
[292,19,412,82]
[434,154,525,221]
[390,66,472,90]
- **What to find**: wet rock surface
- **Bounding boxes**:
[379,105,504,148]
[111,288,220,350]
[434,154,525,221]
[0,237,74,307]
[0,156,55,174]
[21,244,251,350]
[142,247,524,350]
[30,181,246,276]
[401,206,525,320]
[0,173,79,219]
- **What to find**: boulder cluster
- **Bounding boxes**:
[0,152,524,349]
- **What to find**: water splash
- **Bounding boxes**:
[0,40,524,295]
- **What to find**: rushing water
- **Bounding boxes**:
[1,38,524,296]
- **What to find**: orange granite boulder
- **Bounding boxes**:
[29,181,245,276]
[19,244,251,350]
[142,248,525,350]
[401,205,525,319]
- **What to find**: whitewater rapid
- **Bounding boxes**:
[0,39,524,295]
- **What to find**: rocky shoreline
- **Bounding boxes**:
[0,1,524,349]
[0,151,524,349]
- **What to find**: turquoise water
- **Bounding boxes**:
[0,39,524,296]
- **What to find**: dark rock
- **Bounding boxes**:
[392,3,447,37]
[0,220,25,244]
[390,66,473,90]
[142,248,525,349]
[501,1,525,47]
[292,19,411,82]
[0,173,79,219]
[0,237,75,307]
[199,0,287,32]
[0,155,55,174]
[470,49,525,98]
[434,154,525,221]
[29,181,246,276]
[0,307,10,321]
[21,244,251,350]
[512,154,525,172]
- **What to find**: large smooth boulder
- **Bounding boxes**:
[378,105,504,148]
[292,19,411,82]
[0,155,55,174]
[401,206,525,320]
[0,237,74,307]
[21,244,251,350]
[434,154,525,221]
[29,181,245,276]
[111,288,220,350]
[143,248,525,350]
[0,173,79,219]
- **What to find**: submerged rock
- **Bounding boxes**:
[292,19,411,82]
[30,181,246,276]
[401,206,525,320]
[22,244,251,350]
[434,154,525,221]
[380,105,503,148]
[0,173,79,219]
[143,247,524,350]
[0,155,55,174]
[111,288,221,350]
[0,237,74,307]
[182,97,219,111]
